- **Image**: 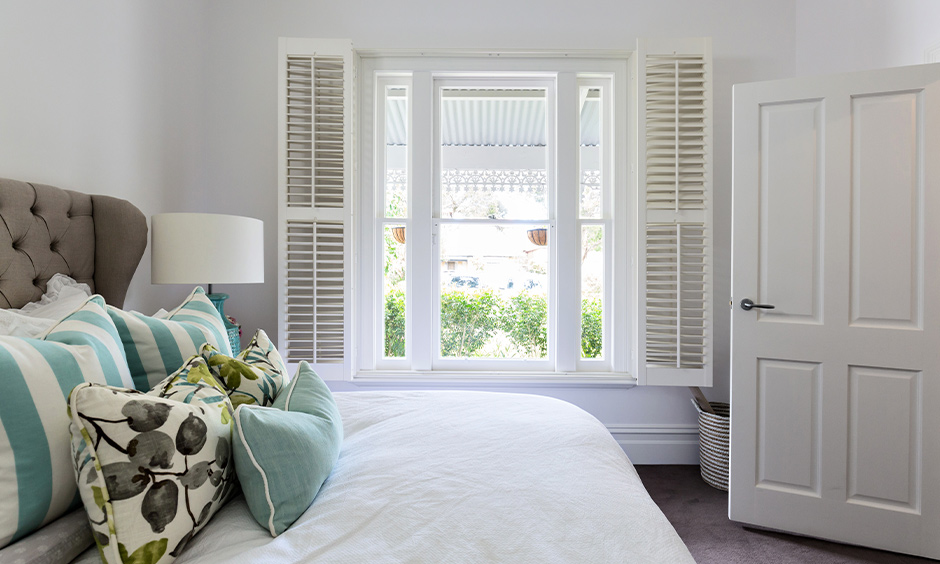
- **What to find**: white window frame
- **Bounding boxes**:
[356,52,631,383]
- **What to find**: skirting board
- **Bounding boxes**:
[607,424,700,465]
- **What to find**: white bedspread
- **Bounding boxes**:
[74,391,692,563]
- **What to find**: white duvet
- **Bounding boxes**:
[75,391,693,564]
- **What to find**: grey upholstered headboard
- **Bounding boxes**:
[0,178,148,309]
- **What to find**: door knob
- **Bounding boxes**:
[741,298,775,311]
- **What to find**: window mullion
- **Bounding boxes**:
[555,72,580,372]
[359,72,381,371]
[409,71,433,371]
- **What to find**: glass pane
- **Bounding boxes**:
[581,225,603,359]
[385,86,407,218]
[439,88,548,220]
[383,224,406,358]
[580,87,602,219]
[439,223,549,359]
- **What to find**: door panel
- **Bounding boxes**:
[731,63,940,558]
[850,91,923,328]
[759,101,824,323]
[756,359,821,494]
[847,365,921,512]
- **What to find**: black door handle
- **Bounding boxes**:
[741,298,775,311]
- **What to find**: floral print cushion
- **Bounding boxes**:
[67,356,236,564]
[200,329,287,408]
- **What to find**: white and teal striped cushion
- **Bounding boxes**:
[0,295,134,548]
[108,287,232,391]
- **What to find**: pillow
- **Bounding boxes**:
[108,287,232,391]
[68,356,236,564]
[0,274,92,338]
[19,273,92,316]
[233,362,342,536]
[200,329,287,408]
[0,295,134,548]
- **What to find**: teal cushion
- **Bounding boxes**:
[0,295,135,548]
[108,287,232,391]
[233,362,342,536]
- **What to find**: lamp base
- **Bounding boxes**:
[207,292,241,353]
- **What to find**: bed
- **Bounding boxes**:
[0,178,693,564]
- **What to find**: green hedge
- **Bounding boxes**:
[383,290,603,359]
[384,291,406,357]
[580,298,603,358]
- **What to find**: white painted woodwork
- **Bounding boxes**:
[850,92,922,329]
[277,38,353,379]
[731,63,940,558]
[758,101,823,323]
[355,53,629,379]
[756,359,820,494]
[635,38,713,387]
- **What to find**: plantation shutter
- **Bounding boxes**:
[277,38,353,379]
[635,38,713,387]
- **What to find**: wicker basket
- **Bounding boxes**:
[693,399,730,491]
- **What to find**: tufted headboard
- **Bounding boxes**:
[0,178,147,309]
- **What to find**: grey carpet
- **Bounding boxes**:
[635,465,933,564]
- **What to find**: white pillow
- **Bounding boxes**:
[0,275,93,337]
[19,273,92,314]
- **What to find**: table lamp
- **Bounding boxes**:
[151,213,264,352]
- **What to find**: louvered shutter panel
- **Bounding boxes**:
[635,38,713,386]
[278,38,353,379]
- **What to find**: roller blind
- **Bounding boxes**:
[635,38,713,387]
[277,38,353,379]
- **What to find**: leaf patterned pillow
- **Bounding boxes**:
[200,329,287,408]
[68,356,236,564]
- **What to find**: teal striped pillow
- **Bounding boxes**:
[0,295,134,548]
[108,287,232,391]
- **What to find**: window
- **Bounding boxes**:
[357,55,626,377]
[277,39,713,386]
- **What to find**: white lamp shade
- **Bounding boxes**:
[151,213,264,285]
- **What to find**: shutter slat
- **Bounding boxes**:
[645,53,708,212]
[644,222,708,369]
[283,220,347,364]
[279,40,351,374]
[285,54,347,210]
[638,39,712,384]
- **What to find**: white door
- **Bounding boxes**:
[730,63,940,558]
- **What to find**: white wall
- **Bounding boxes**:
[795,0,940,76]
[0,0,211,313]
[14,0,916,462]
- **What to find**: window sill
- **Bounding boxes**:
[349,371,637,388]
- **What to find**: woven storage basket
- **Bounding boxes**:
[693,399,730,491]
